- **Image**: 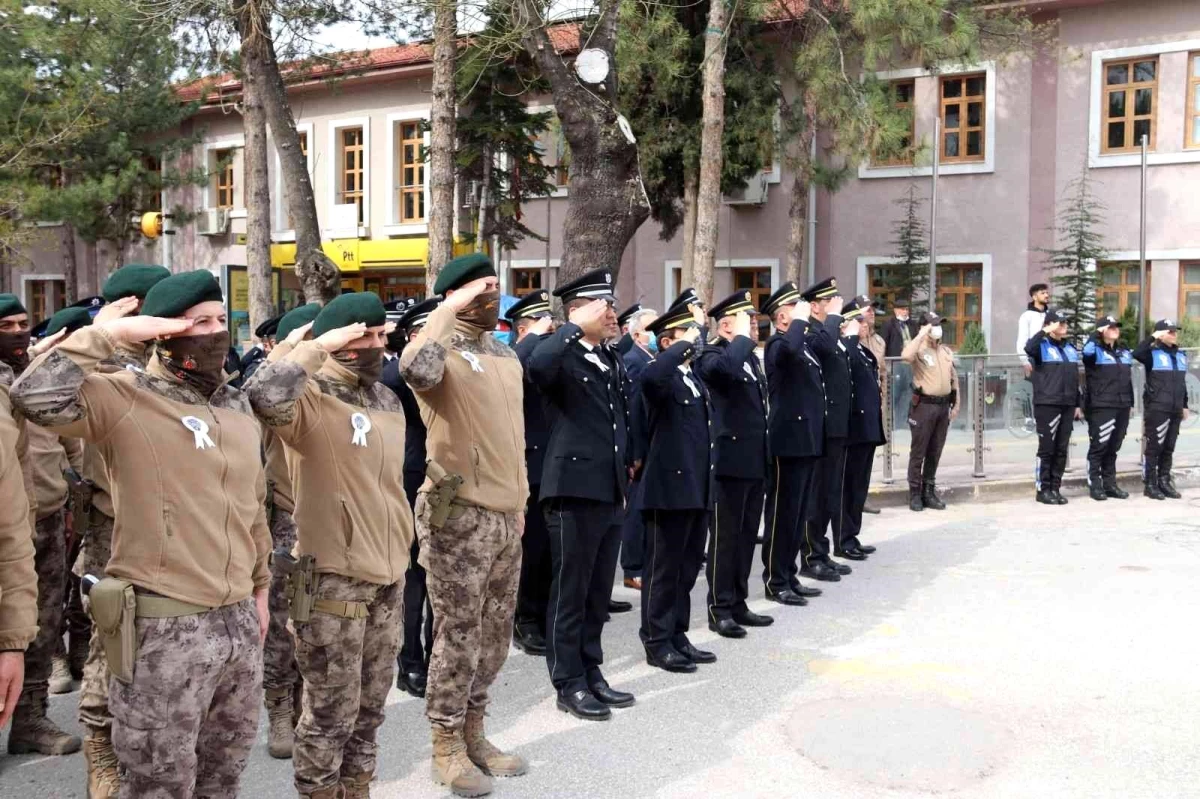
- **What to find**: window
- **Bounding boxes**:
[868,265,902,315]
[339,127,365,225]
[511,268,543,293]
[141,156,162,213]
[397,121,426,223]
[1101,57,1157,153]
[881,79,916,165]
[940,74,986,162]
[934,264,982,347]
[732,267,772,315]
[1187,53,1200,150]
[1180,263,1200,320]
[214,148,235,209]
[27,279,65,321]
[1098,261,1150,317]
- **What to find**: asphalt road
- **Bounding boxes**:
[4,491,1200,798]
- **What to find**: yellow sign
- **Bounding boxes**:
[269,238,473,273]
[235,233,247,245]
[228,270,280,313]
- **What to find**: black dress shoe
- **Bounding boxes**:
[852,542,877,554]
[829,560,852,575]
[396,669,427,698]
[708,618,747,638]
[588,679,635,708]
[646,649,698,673]
[732,610,774,627]
[512,625,547,656]
[800,562,841,582]
[1051,489,1068,505]
[789,582,823,597]
[834,548,867,561]
[1036,489,1056,504]
[766,588,808,606]
[677,642,716,664]
[862,502,881,514]
[608,598,633,614]
[557,689,611,720]
[1104,484,1129,499]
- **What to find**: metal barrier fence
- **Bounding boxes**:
[875,349,1200,488]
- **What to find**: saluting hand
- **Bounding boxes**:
[284,321,315,348]
[94,296,138,325]
[917,324,932,339]
[530,316,554,337]
[681,326,702,344]
[442,277,491,313]
[28,328,68,358]
[315,323,368,353]
[790,300,811,322]
[569,299,609,338]
[828,295,845,315]
[688,303,706,327]
[103,315,194,344]
[732,311,752,339]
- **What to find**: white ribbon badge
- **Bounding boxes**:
[682,373,701,398]
[180,416,215,450]
[351,412,372,447]
[585,352,610,372]
[460,351,484,373]
[742,361,755,379]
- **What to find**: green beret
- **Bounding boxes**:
[102,264,172,302]
[45,307,92,337]
[140,270,224,318]
[311,293,386,338]
[277,302,322,341]
[432,252,496,295]
[0,293,26,320]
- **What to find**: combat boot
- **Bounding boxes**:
[1159,472,1182,499]
[340,769,373,799]
[464,712,528,778]
[84,728,120,799]
[908,486,924,512]
[1088,482,1107,501]
[1104,480,1129,499]
[432,726,493,797]
[921,483,947,510]
[7,689,82,755]
[307,786,345,799]
[68,632,88,681]
[49,655,78,694]
[264,686,295,759]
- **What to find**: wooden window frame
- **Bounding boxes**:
[28,279,65,322]
[511,268,543,293]
[1179,261,1200,320]
[397,121,426,224]
[731,267,772,317]
[867,265,902,318]
[339,126,365,226]
[939,74,986,163]
[880,79,916,166]
[1187,53,1200,150]
[1098,261,1151,318]
[934,264,983,347]
[1101,56,1158,154]
[214,148,235,210]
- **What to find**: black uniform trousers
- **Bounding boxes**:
[1144,410,1183,476]
[1085,407,1130,486]
[399,470,434,675]
[1034,404,1074,492]
[641,509,708,655]
[619,478,646,579]
[803,438,848,563]
[515,483,551,634]
[762,456,818,596]
[706,478,764,622]
[841,444,876,547]
[907,400,951,490]
[544,498,622,695]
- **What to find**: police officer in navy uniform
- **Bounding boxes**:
[639,300,717,672]
[799,278,852,582]
[381,298,438,697]
[506,290,556,655]
[1134,319,1190,500]
[1081,315,1134,501]
[618,307,658,592]
[760,282,825,607]
[238,311,283,385]
[695,290,773,640]
[529,269,635,721]
[1025,308,1081,505]
[840,298,883,558]
[615,303,642,356]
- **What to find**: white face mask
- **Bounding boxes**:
[930,325,943,341]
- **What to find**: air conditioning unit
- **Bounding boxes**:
[196,208,230,236]
[722,172,770,206]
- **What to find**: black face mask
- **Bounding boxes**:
[156,331,231,398]
[457,290,501,331]
[0,330,31,372]
[333,347,384,386]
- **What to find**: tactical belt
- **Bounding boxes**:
[135,594,212,619]
[313,598,369,619]
[919,394,951,405]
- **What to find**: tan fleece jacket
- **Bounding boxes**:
[27,423,83,520]
[83,343,148,518]
[247,340,413,585]
[0,365,37,651]
[11,327,271,608]
[262,344,294,514]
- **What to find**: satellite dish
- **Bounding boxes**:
[575,49,610,84]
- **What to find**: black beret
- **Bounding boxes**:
[44,307,92,337]
[102,264,172,302]
[141,270,224,318]
[0,293,26,319]
[255,312,284,340]
[277,303,322,341]
[433,253,496,295]
[312,292,386,338]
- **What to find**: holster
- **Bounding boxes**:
[87,578,137,684]
[425,458,464,530]
[276,547,318,623]
[64,468,94,520]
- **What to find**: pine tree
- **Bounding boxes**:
[888,185,931,311]
[1039,170,1108,343]
[959,323,988,355]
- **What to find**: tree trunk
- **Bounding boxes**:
[692,0,729,308]
[60,223,78,304]
[517,0,649,284]
[427,0,457,292]
[476,145,492,254]
[236,0,338,304]
[680,167,698,292]
[240,28,274,340]
[785,103,816,285]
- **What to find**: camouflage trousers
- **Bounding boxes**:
[293,574,403,795]
[264,508,300,692]
[20,508,67,700]
[110,598,262,799]
[77,509,115,732]
[415,494,521,731]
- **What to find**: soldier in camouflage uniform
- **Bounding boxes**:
[399,254,528,798]
[247,293,412,799]
[12,270,271,799]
